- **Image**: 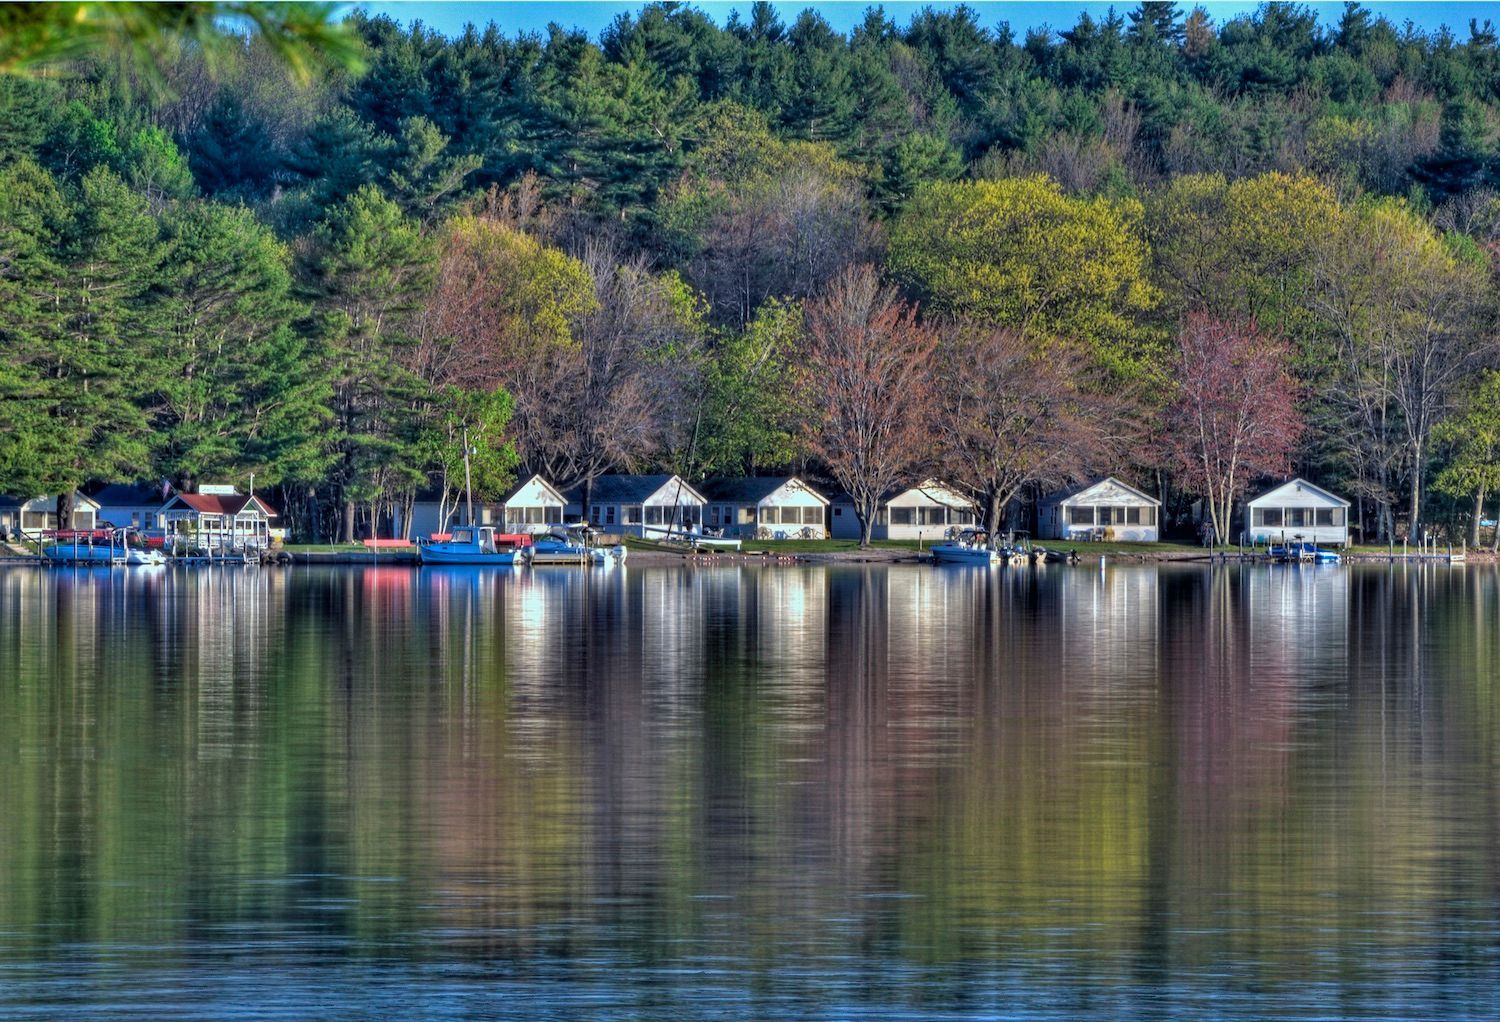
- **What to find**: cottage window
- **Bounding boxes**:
[645,506,664,526]
[957,509,974,525]
[891,508,915,526]
[606,506,616,525]
[1067,506,1093,526]
[761,507,780,525]
[591,506,601,524]
[1286,508,1310,528]
[1097,506,1114,526]
[877,509,889,525]
[834,507,843,516]
[802,507,822,525]
[1315,508,1343,527]
[1256,508,1283,528]
[625,506,642,524]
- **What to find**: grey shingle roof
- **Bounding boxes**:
[700,476,815,503]
[567,474,702,505]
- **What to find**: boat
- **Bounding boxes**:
[930,529,1003,565]
[418,527,531,566]
[529,526,627,565]
[41,528,163,565]
[1269,541,1340,564]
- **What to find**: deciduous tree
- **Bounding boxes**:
[1164,313,1303,544]
[888,175,1158,378]
[933,325,1130,535]
[803,265,936,547]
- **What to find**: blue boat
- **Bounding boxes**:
[1270,541,1340,564]
[418,527,530,566]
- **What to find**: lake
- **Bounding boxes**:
[1,562,1498,1020]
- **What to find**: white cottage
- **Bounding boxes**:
[568,474,706,538]
[159,489,278,550]
[0,492,100,539]
[1244,478,1350,547]
[502,474,568,533]
[829,481,975,541]
[700,477,829,538]
[1039,477,1160,542]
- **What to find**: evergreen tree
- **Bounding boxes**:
[300,185,434,543]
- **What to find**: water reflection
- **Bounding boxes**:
[1,563,1498,1018]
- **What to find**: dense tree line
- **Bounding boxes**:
[5,2,1500,544]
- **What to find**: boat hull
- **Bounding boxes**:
[530,541,627,565]
[418,547,528,566]
[930,545,1001,565]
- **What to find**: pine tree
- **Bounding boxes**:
[300,185,434,542]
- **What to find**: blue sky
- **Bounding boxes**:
[357,2,1500,39]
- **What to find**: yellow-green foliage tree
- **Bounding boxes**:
[887,175,1159,378]
[1144,171,1341,339]
[420,214,598,389]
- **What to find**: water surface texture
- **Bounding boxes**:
[1,563,1498,1020]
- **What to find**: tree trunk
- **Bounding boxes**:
[986,495,1004,540]
[1492,492,1500,554]
[1472,487,1486,548]
[1409,443,1423,541]
[341,498,355,545]
[56,492,74,532]
[855,498,878,549]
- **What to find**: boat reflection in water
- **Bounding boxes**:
[0,562,1496,1019]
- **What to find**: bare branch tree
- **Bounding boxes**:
[804,265,936,547]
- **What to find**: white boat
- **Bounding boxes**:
[419,527,531,566]
[529,526,627,565]
[930,530,1002,565]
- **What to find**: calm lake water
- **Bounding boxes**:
[1,562,1498,1020]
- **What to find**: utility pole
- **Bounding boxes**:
[462,426,475,527]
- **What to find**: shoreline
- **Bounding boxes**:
[3,545,1489,567]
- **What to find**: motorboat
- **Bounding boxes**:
[529,525,627,565]
[1270,541,1340,564]
[41,528,163,565]
[930,529,1002,565]
[419,527,531,566]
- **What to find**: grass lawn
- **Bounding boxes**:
[280,543,418,555]
[1068,540,1209,555]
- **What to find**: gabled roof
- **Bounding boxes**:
[699,476,830,505]
[828,480,968,506]
[1040,476,1160,506]
[89,482,172,508]
[1246,477,1350,507]
[0,491,99,511]
[568,474,705,505]
[502,473,567,506]
[162,492,278,517]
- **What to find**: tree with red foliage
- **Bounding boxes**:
[804,266,937,547]
[1165,313,1303,543]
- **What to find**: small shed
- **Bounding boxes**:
[1039,477,1160,542]
[700,476,830,538]
[0,492,100,539]
[90,482,173,533]
[502,474,568,533]
[1244,478,1350,548]
[160,489,278,550]
[828,481,975,541]
[568,474,706,537]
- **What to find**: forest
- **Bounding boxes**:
[5,1,1500,545]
